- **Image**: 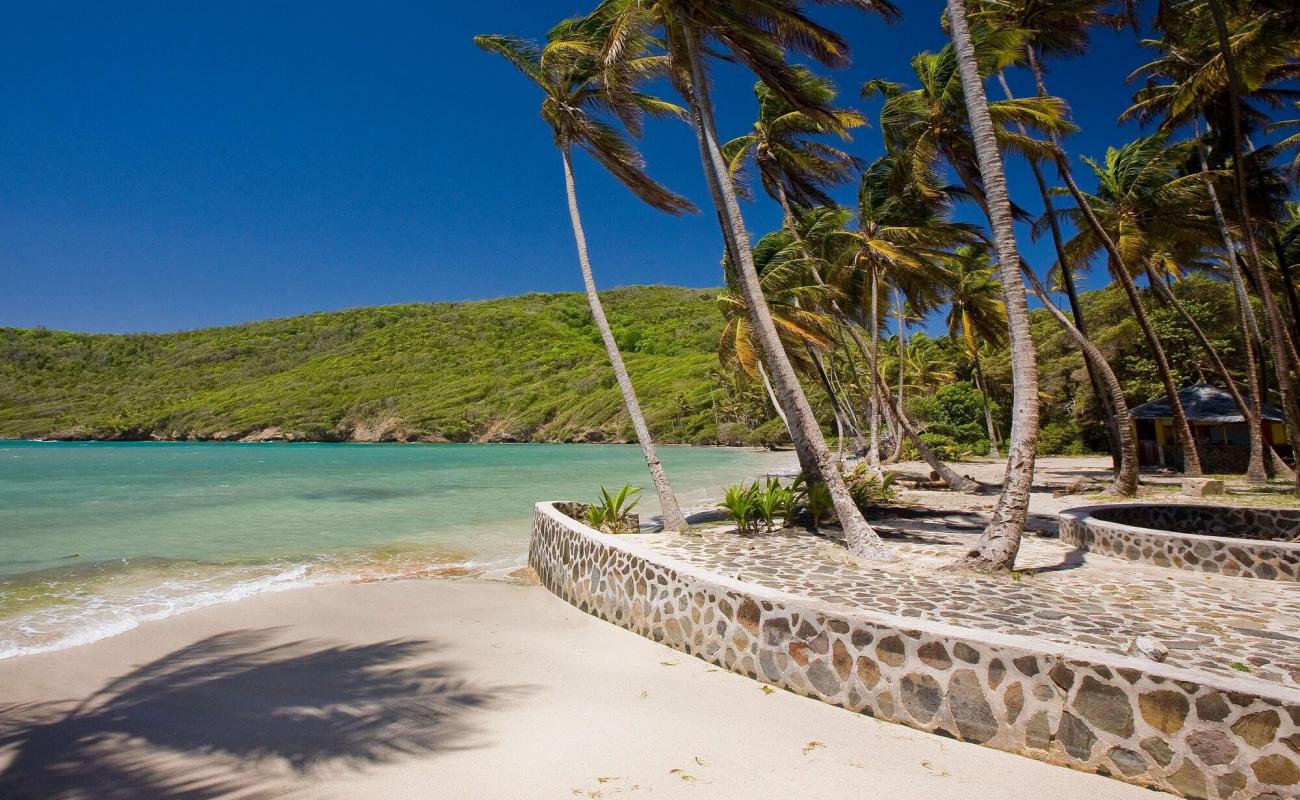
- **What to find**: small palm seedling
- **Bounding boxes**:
[756,478,793,531]
[720,483,762,534]
[586,484,641,534]
[842,463,898,511]
[805,482,834,531]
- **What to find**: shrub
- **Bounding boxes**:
[755,478,794,530]
[909,382,995,450]
[805,483,833,530]
[585,484,641,534]
[841,463,897,510]
[720,483,762,533]
[1037,420,1092,455]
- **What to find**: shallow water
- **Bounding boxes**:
[0,441,791,658]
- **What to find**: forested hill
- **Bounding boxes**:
[0,286,727,444]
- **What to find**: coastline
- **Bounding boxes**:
[0,444,799,661]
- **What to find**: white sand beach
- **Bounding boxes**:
[0,572,1170,799]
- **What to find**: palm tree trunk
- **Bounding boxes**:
[892,289,906,460]
[830,350,870,455]
[1019,263,1139,495]
[1192,119,1270,481]
[868,265,882,471]
[1146,264,1273,482]
[1001,67,1121,474]
[947,0,1040,572]
[1206,0,1300,495]
[806,344,852,455]
[856,334,980,493]
[757,362,792,437]
[1022,48,1202,477]
[680,30,890,560]
[969,347,1001,458]
[561,148,688,532]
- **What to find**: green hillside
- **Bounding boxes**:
[0,286,727,443]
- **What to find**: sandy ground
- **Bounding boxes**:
[0,574,1172,799]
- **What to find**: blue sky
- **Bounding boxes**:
[2,1,1165,333]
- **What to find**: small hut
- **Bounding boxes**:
[1129,383,1289,472]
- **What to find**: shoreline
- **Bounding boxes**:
[4,435,800,447]
[0,445,800,662]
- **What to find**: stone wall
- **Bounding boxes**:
[1059,504,1300,582]
[530,501,1300,800]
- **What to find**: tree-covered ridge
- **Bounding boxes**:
[0,276,1256,454]
[0,286,725,444]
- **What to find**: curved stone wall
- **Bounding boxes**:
[1059,504,1300,582]
[530,502,1300,800]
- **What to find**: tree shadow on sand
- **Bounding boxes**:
[0,629,533,799]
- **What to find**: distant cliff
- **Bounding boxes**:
[0,286,725,444]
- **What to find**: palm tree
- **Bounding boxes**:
[966,3,1220,482]
[722,70,865,230]
[1054,134,1245,476]
[474,19,693,531]
[826,155,976,471]
[970,0,1130,473]
[722,72,869,454]
[864,26,1074,209]
[944,245,1007,458]
[1125,0,1300,492]
[598,0,901,561]
[944,0,1042,572]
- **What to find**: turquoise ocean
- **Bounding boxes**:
[0,441,790,658]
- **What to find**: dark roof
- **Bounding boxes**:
[1129,383,1284,423]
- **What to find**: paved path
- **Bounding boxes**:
[637,508,1300,691]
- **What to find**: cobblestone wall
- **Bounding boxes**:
[531,502,1300,800]
[1059,505,1300,582]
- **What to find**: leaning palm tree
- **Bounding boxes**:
[597,0,902,561]
[970,0,1130,472]
[1123,5,1300,492]
[825,155,976,473]
[722,75,869,454]
[944,245,1007,458]
[943,0,1041,573]
[474,20,693,531]
[722,69,865,230]
[1054,134,1228,477]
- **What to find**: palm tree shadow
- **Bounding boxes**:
[0,629,533,799]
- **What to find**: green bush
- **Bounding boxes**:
[586,484,641,534]
[756,478,794,530]
[719,483,762,533]
[791,473,834,530]
[841,463,897,510]
[908,382,994,450]
[1037,420,1091,456]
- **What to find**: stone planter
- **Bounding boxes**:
[1059,504,1300,582]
